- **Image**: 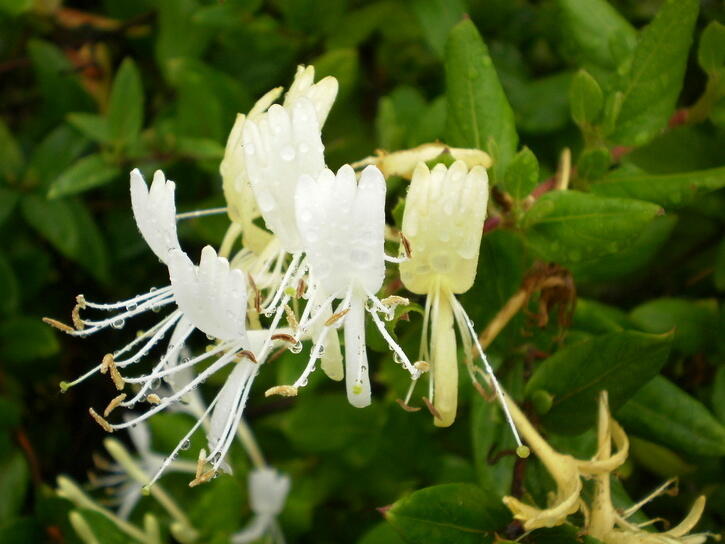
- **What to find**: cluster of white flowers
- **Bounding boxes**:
[46,65,525,512]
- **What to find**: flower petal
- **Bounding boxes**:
[130,169,181,264]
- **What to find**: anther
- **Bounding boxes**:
[92,452,112,470]
[324,308,350,326]
[42,317,75,334]
[247,273,261,313]
[235,350,258,364]
[422,396,441,420]
[189,469,216,488]
[100,353,113,374]
[271,333,297,344]
[89,408,114,433]
[103,393,127,417]
[413,361,430,373]
[284,305,299,330]
[400,232,412,258]
[71,303,84,331]
[382,295,410,307]
[75,294,87,309]
[396,399,421,412]
[296,278,306,299]
[265,385,298,398]
[195,449,206,479]
[146,394,161,405]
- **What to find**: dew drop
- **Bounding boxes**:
[111,318,125,329]
[180,439,191,451]
[290,340,303,354]
[125,302,138,311]
[281,145,296,161]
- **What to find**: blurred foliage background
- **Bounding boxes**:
[0,0,724,542]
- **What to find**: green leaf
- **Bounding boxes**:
[526,330,673,433]
[155,0,212,71]
[0,317,60,364]
[505,72,574,134]
[312,48,359,101]
[446,19,518,181]
[0,451,29,523]
[0,0,32,16]
[556,0,635,69]
[74,509,128,544]
[617,376,725,456]
[572,299,632,335]
[471,394,515,497]
[0,188,19,226]
[24,125,90,189]
[698,21,725,75]
[0,119,23,183]
[189,474,244,537]
[570,214,676,283]
[715,237,725,292]
[521,191,661,266]
[501,147,538,201]
[410,0,465,58]
[385,483,510,544]
[610,0,699,146]
[530,525,604,544]
[576,147,612,181]
[358,522,406,544]
[279,0,347,37]
[713,367,725,424]
[27,39,92,123]
[376,86,427,150]
[107,58,144,148]
[67,113,110,143]
[326,2,395,49]
[630,298,718,356]
[570,70,603,126]
[47,154,120,199]
[21,196,110,282]
[0,255,19,315]
[592,166,725,209]
[629,436,695,478]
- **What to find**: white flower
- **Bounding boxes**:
[231,468,291,544]
[266,165,422,408]
[398,161,522,446]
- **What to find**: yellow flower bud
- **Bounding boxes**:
[400,160,489,295]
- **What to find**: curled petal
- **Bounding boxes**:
[130,169,181,263]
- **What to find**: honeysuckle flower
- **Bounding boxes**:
[398,160,520,435]
[586,397,716,544]
[231,468,291,544]
[502,392,629,531]
[265,164,423,408]
[352,142,492,179]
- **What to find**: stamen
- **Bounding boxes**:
[71,302,85,330]
[146,394,161,404]
[104,393,127,417]
[381,295,410,307]
[396,399,421,412]
[195,448,206,479]
[247,273,262,314]
[271,333,297,344]
[106,356,125,391]
[42,317,75,334]
[414,361,430,373]
[367,306,421,379]
[89,408,114,433]
[262,253,303,314]
[175,206,228,221]
[265,385,298,397]
[235,350,258,364]
[422,397,441,420]
[400,231,412,258]
[296,278,306,298]
[284,305,299,330]
[189,469,216,488]
[324,308,349,326]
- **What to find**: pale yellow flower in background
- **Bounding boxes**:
[503,392,629,531]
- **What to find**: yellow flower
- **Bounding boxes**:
[503,392,629,531]
[399,159,522,442]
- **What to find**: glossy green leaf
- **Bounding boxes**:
[698,21,725,75]
[446,19,518,180]
[629,436,696,478]
[155,0,212,71]
[522,191,661,266]
[24,125,90,189]
[358,522,406,544]
[0,317,60,364]
[67,113,110,143]
[410,0,465,58]
[21,195,110,282]
[107,58,144,148]
[576,147,611,181]
[526,330,673,433]
[569,214,677,283]
[557,0,635,69]
[610,0,699,146]
[617,376,725,456]
[572,299,632,335]
[0,451,29,522]
[312,48,359,101]
[505,72,573,135]
[47,154,120,198]
[630,298,718,355]
[592,166,725,209]
[501,147,538,201]
[570,70,603,126]
[385,483,510,544]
